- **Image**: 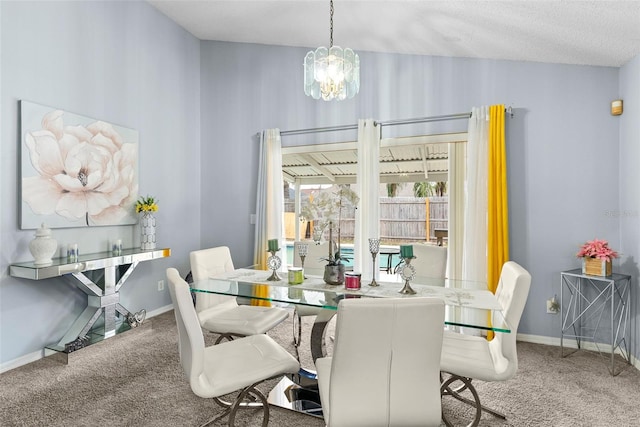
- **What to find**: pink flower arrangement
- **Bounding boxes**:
[576,239,619,262]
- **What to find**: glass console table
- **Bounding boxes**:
[560,269,632,376]
[10,248,171,358]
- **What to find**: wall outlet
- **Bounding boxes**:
[546,296,559,314]
[158,280,165,291]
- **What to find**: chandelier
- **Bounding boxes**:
[304,0,360,101]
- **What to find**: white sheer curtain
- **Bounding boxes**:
[254,129,285,270]
[463,106,489,283]
[459,107,491,335]
[448,141,465,281]
[354,119,380,278]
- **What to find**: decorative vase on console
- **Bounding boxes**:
[29,223,58,266]
[136,195,158,250]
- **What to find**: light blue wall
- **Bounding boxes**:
[619,54,640,361]
[200,41,623,347]
[0,1,201,365]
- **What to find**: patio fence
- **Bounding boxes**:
[284,197,448,244]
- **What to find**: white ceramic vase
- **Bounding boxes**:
[140,212,156,250]
[29,223,58,266]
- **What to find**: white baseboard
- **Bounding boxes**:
[0,304,174,374]
[0,349,45,374]
[517,333,640,371]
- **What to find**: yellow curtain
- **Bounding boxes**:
[252,284,271,307]
[252,256,271,306]
[487,105,509,338]
[487,104,509,291]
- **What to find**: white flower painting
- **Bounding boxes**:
[20,101,139,229]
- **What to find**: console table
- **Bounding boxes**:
[10,248,171,358]
[560,268,632,375]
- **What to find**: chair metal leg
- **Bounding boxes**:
[209,380,273,427]
[440,374,482,427]
[214,333,242,345]
[292,309,302,348]
[440,373,507,427]
[228,385,269,427]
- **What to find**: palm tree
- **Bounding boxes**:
[413,182,434,197]
[435,181,447,196]
[413,181,447,197]
[387,183,402,197]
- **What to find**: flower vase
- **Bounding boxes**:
[140,212,156,250]
[323,264,346,286]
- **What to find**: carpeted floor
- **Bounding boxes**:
[1,309,638,426]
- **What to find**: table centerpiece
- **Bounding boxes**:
[301,185,359,285]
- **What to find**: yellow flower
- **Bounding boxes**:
[135,195,159,213]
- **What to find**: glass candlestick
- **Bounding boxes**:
[368,238,380,287]
[266,249,282,281]
[398,256,417,294]
[296,242,309,279]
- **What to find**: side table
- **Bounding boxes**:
[560,269,631,375]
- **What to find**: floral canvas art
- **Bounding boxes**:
[20,100,139,229]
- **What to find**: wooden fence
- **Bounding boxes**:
[285,197,448,244]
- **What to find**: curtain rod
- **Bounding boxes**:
[278,107,513,137]
[375,112,470,127]
[280,123,359,136]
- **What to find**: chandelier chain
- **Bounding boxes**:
[329,0,334,48]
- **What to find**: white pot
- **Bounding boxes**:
[28,223,58,266]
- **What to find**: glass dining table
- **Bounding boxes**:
[190,268,510,361]
[190,268,510,418]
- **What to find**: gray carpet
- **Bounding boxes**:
[1,309,638,426]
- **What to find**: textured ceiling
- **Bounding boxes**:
[148,0,640,67]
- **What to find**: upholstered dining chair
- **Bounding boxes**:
[293,240,330,276]
[166,268,300,427]
[291,241,331,347]
[412,244,448,280]
[315,297,446,427]
[439,261,532,426]
[190,246,289,344]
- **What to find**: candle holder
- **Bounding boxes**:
[266,249,282,281]
[398,256,417,295]
[368,238,380,287]
[296,242,309,278]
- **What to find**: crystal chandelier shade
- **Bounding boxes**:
[304,1,360,101]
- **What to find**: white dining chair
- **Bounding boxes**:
[439,261,532,426]
[166,268,300,427]
[291,241,332,347]
[293,240,331,276]
[315,297,446,427]
[190,246,289,344]
[412,243,448,280]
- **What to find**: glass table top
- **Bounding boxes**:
[190,268,510,333]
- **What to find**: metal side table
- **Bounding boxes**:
[560,269,631,375]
